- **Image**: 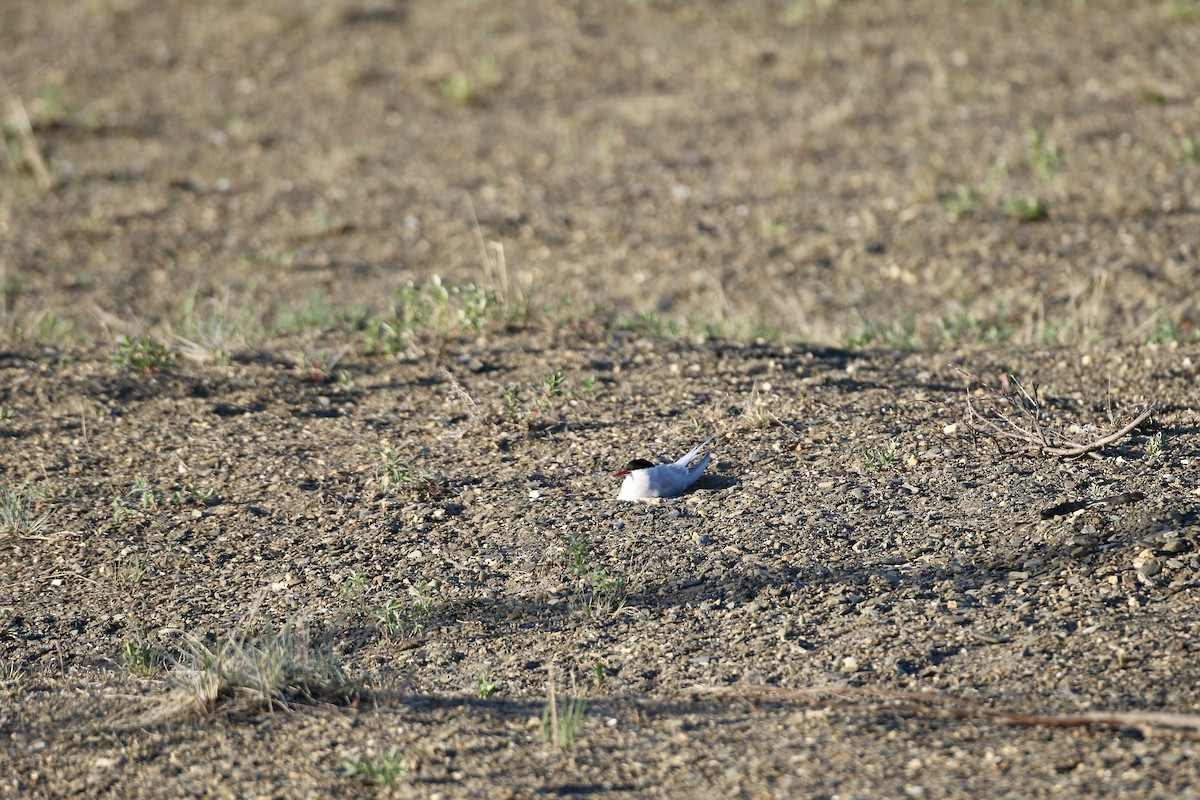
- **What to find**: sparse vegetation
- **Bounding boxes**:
[542,669,588,749]
[167,618,348,715]
[342,748,410,788]
[0,485,51,538]
[567,535,628,616]
[377,447,441,497]
[370,582,435,638]
[362,276,498,356]
[113,335,176,375]
[861,440,901,471]
[439,54,502,105]
[475,667,499,699]
[121,640,161,678]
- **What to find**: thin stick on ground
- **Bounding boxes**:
[690,683,1200,741]
[953,366,1155,459]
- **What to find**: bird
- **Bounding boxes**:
[614,436,716,501]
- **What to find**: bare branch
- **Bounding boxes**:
[953,366,1155,459]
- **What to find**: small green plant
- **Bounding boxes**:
[502,384,523,422]
[567,535,628,615]
[115,555,149,588]
[0,486,52,537]
[1145,431,1165,459]
[530,371,566,422]
[130,477,160,510]
[1145,311,1182,345]
[1,657,25,697]
[439,54,502,105]
[841,314,917,351]
[861,440,900,471]
[371,582,435,638]
[1167,0,1200,22]
[169,483,214,507]
[936,311,1014,346]
[122,641,161,677]
[1004,195,1048,222]
[1027,129,1063,185]
[581,374,599,400]
[501,371,572,428]
[541,670,587,749]
[113,335,176,374]
[339,569,368,600]
[475,667,498,699]
[377,447,440,497]
[342,748,410,788]
[942,184,979,220]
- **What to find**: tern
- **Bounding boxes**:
[614,436,716,501]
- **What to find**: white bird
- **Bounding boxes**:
[614,436,716,501]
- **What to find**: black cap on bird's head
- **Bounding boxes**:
[613,458,655,477]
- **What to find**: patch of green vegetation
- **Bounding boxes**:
[1004,194,1049,222]
[1027,129,1063,185]
[616,309,683,338]
[270,290,354,335]
[1145,431,1165,459]
[567,535,628,616]
[362,276,498,356]
[936,311,1014,345]
[503,370,568,427]
[169,619,348,714]
[122,641,161,678]
[370,582,435,638]
[542,671,588,749]
[782,0,839,26]
[942,185,979,220]
[377,447,441,497]
[1145,311,1182,345]
[1167,0,1200,22]
[343,749,410,788]
[113,335,176,374]
[439,54,502,106]
[841,313,917,351]
[475,667,499,699]
[0,486,52,538]
[169,483,215,507]
[861,440,900,471]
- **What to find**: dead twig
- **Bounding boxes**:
[689,683,1200,740]
[953,366,1155,459]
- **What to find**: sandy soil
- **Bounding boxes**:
[2,1,1200,797]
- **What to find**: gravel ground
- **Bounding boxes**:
[2,0,1200,797]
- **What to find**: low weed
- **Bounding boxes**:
[121,640,161,677]
[362,276,497,356]
[113,335,176,374]
[861,440,900,471]
[377,447,441,497]
[343,748,410,788]
[167,617,348,714]
[0,485,52,537]
[541,670,588,749]
[567,535,628,616]
[439,54,502,105]
[370,582,435,638]
[475,667,498,699]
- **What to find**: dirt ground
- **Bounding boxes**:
[2,1,1200,797]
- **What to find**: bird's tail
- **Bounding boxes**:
[676,435,715,467]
